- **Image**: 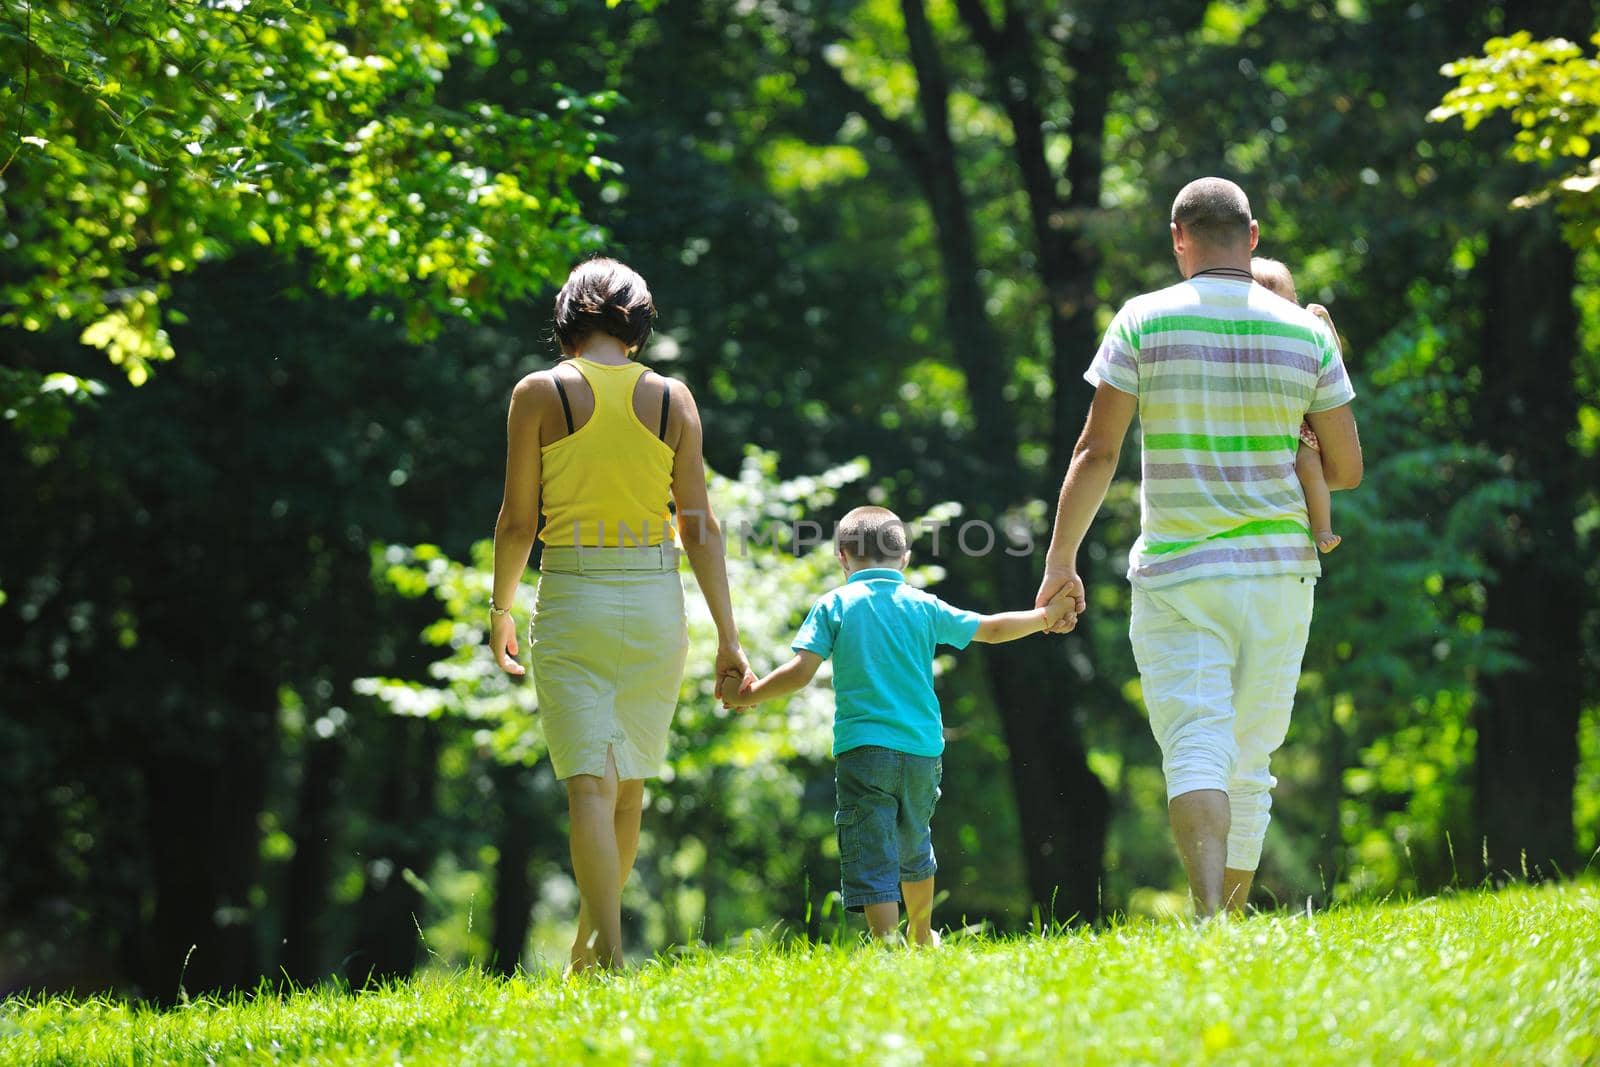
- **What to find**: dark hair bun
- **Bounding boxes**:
[553,258,656,353]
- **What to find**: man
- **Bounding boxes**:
[1036,177,1362,916]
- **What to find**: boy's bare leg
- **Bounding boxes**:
[1222,868,1255,915]
[1296,443,1340,552]
[901,878,939,946]
[571,776,646,972]
[1169,789,1230,918]
[566,749,625,972]
[863,901,902,943]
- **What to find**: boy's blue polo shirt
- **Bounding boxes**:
[792,568,981,758]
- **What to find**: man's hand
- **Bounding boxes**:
[1035,567,1086,634]
[1043,584,1080,632]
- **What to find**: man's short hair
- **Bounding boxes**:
[1171,177,1253,248]
[835,506,908,564]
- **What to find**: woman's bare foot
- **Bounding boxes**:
[1315,530,1342,553]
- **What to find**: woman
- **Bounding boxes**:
[488,258,753,971]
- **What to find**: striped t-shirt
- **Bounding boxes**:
[1086,276,1356,589]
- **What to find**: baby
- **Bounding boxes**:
[1251,257,1343,553]
[721,505,1078,945]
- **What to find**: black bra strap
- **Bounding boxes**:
[657,379,671,441]
[552,375,575,435]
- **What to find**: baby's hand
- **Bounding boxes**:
[1306,303,1335,328]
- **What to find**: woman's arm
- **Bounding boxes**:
[489,374,545,676]
[667,381,756,694]
[722,652,824,708]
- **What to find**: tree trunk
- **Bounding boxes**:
[489,764,537,975]
[280,734,345,984]
[986,557,1111,921]
[1472,215,1582,880]
[136,699,274,1000]
[344,718,441,985]
[897,0,1109,921]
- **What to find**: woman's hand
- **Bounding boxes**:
[714,642,755,705]
[491,611,526,676]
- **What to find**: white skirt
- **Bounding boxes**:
[529,546,689,780]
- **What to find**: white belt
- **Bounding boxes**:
[539,543,680,574]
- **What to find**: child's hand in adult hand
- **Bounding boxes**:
[714,645,755,706]
[490,612,525,676]
[1043,584,1080,633]
[1035,567,1085,633]
[720,671,755,713]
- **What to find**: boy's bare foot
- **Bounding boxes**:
[912,928,942,949]
[1315,530,1341,553]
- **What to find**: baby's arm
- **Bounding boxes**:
[1306,303,1342,355]
[722,650,825,708]
[971,585,1078,644]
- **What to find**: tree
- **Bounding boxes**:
[1433,18,1597,878]
[1432,31,1600,247]
[0,0,609,430]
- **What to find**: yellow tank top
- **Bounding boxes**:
[539,358,676,547]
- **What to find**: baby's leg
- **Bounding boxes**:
[1296,443,1341,553]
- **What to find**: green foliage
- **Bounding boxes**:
[1298,311,1528,894]
[1432,32,1600,248]
[0,0,610,426]
[2,885,1597,1064]
[2,0,1597,997]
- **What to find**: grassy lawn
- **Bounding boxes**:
[3,884,1596,1065]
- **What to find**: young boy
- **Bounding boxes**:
[720,505,1079,945]
[1251,257,1345,553]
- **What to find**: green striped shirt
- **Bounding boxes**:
[1086,277,1356,589]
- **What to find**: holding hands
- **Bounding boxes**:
[714,642,756,708]
[1035,567,1087,634]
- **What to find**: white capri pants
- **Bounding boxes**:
[1129,575,1314,871]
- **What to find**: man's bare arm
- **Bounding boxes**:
[1304,403,1362,491]
[1036,383,1139,627]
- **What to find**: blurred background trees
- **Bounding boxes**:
[1,0,1596,997]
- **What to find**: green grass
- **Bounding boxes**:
[4,885,1598,1065]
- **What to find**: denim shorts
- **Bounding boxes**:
[834,746,942,911]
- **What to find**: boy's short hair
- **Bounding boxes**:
[1171,177,1253,248]
[1250,257,1298,303]
[835,506,909,564]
